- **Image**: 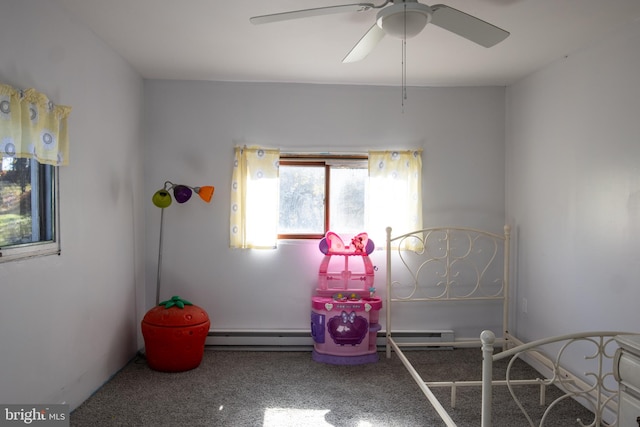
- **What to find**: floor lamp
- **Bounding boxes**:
[151,180,215,305]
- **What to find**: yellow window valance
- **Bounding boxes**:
[0,83,71,166]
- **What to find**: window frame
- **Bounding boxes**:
[278,154,368,240]
[0,159,61,263]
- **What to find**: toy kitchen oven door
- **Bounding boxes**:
[310,232,382,365]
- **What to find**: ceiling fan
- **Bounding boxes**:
[250,0,510,63]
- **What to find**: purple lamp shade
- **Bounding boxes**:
[173,185,193,203]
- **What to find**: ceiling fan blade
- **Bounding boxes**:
[342,24,386,63]
[250,3,375,25]
[430,4,509,47]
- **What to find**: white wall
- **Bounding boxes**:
[143,80,506,339]
[506,19,640,342]
[0,0,144,410]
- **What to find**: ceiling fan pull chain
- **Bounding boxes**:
[402,39,407,108]
[402,2,408,110]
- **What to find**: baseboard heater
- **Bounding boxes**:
[206,330,454,351]
[385,330,455,350]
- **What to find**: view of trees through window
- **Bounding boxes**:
[278,158,368,238]
[329,167,367,233]
[278,164,325,235]
[0,157,54,248]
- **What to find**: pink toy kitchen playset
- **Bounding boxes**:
[311,232,382,364]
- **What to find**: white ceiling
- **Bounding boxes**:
[59,0,640,87]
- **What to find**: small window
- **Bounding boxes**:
[278,155,368,239]
[0,157,60,262]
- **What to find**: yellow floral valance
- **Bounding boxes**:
[0,83,71,166]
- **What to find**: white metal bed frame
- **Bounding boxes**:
[384,225,513,425]
[385,225,513,349]
[384,225,631,426]
[480,330,630,427]
[385,224,513,352]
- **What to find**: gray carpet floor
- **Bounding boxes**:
[70,348,595,426]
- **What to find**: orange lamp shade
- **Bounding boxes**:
[196,186,215,203]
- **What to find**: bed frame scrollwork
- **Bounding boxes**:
[385,225,513,354]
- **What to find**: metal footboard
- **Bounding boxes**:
[480,330,632,427]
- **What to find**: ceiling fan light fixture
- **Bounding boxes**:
[376,2,432,39]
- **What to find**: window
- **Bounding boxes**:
[230,147,422,249]
[278,155,368,239]
[0,157,59,262]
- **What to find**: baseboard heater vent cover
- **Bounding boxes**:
[206,330,454,351]
[207,330,313,351]
[382,330,455,350]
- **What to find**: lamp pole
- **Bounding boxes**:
[156,207,165,306]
